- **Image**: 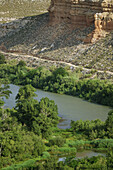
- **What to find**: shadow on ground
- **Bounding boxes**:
[0,12,95,55]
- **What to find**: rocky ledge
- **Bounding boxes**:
[48,0,113,42]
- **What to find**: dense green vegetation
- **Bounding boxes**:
[0,60,113,107]
[0,53,6,64]
[0,83,59,168]
[71,119,105,140]
[0,83,113,169]
[0,58,113,169]
[14,84,59,138]
[0,83,11,107]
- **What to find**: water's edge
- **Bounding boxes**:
[4,84,111,129]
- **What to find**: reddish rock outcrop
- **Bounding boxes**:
[48,0,113,42]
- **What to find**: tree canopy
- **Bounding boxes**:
[14,84,59,138]
[0,83,11,108]
[0,53,6,64]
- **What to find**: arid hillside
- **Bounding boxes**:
[0,0,50,23]
[0,0,113,80]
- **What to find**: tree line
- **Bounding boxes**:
[0,60,113,107]
[1,83,113,169]
[0,83,59,168]
[1,56,113,169]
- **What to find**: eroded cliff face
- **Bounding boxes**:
[48,0,113,42]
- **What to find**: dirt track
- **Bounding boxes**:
[1,50,113,80]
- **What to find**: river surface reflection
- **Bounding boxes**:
[4,84,111,129]
[58,150,106,162]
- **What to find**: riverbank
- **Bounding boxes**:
[0,61,113,107]
[1,83,113,169]
[4,84,111,127]
[1,50,113,80]
[0,1,113,169]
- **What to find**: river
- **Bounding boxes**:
[3,84,109,159]
[58,150,106,162]
[3,84,111,129]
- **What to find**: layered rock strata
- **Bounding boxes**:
[48,0,113,42]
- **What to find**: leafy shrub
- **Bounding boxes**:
[58,147,76,154]
[0,53,6,64]
[17,60,26,67]
[42,152,50,159]
[48,136,66,147]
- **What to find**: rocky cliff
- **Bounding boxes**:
[48,0,113,42]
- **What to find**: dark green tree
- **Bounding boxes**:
[107,147,113,168]
[15,85,59,138]
[0,53,6,64]
[15,85,39,128]
[15,84,37,101]
[53,67,68,78]
[39,97,59,126]
[17,60,26,67]
[105,110,113,138]
[0,83,11,108]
